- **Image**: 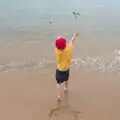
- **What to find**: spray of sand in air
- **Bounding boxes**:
[72,9,80,31]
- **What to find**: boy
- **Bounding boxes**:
[55,32,78,101]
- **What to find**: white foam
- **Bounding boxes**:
[0,49,120,74]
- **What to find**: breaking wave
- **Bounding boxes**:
[0,49,120,74]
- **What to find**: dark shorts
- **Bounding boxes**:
[56,69,69,84]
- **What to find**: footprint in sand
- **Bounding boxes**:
[49,93,80,120]
[49,105,80,120]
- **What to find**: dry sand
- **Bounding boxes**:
[0,68,120,120]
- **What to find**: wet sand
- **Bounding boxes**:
[0,68,120,120]
[0,4,120,120]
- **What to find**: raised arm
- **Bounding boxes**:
[69,32,79,45]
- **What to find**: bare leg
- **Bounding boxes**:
[64,81,68,93]
[56,83,62,101]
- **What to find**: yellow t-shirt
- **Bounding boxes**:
[55,43,73,70]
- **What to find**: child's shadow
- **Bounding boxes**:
[49,92,80,120]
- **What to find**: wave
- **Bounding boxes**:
[0,49,120,73]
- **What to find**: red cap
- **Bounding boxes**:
[56,37,66,50]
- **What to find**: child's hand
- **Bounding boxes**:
[73,32,79,39]
[76,33,79,38]
[70,32,79,44]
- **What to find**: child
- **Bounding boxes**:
[55,32,78,101]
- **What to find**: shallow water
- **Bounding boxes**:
[0,3,120,74]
